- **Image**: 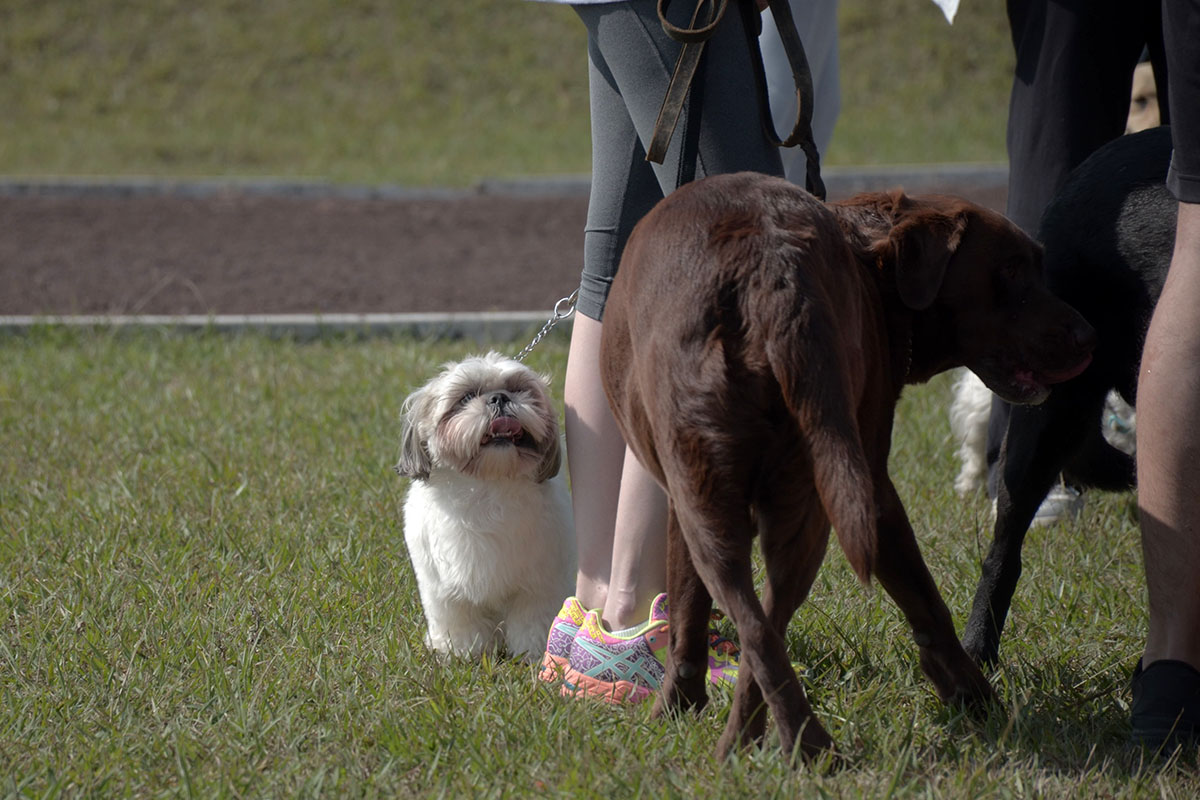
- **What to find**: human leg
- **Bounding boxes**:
[565,3,675,629]
[760,0,840,181]
[551,2,783,695]
[1130,0,1200,749]
[984,0,1157,503]
[1132,201,1200,749]
[540,6,671,681]
[1137,200,1200,669]
[568,0,782,627]
[1004,0,1150,234]
[565,313,670,629]
[563,314,626,614]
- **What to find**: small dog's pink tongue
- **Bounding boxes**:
[490,416,522,437]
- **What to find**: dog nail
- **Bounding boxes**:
[678,662,700,679]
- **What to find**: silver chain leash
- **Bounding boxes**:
[514,289,578,362]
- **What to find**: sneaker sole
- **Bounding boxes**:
[560,666,655,704]
[538,652,571,683]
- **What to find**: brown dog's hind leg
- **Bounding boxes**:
[718,478,836,756]
[667,493,833,761]
[651,503,713,719]
[873,480,999,711]
[713,582,833,762]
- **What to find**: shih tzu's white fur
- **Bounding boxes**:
[396,352,575,661]
[949,369,995,496]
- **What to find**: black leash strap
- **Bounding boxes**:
[647,0,825,201]
[745,0,825,199]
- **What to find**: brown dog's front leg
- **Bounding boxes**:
[651,507,711,718]
[874,483,999,712]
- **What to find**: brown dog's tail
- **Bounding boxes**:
[760,252,878,584]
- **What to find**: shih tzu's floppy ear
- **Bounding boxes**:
[395,386,433,481]
[523,367,563,484]
[535,433,563,484]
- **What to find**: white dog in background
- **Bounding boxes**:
[396,352,575,661]
[948,369,996,497]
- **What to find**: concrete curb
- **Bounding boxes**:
[0,312,569,342]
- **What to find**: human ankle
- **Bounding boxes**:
[603,589,650,631]
[1142,631,1200,672]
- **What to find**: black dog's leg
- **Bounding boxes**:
[1062,421,1137,491]
[962,385,1103,666]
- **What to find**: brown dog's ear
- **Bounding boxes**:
[395,388,433,481]
[874,195,969,311]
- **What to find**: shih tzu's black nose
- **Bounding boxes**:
[486,392,511,411]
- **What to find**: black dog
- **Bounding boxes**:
[962,126,1177,666]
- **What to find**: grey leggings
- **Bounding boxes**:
[574,1,783,320]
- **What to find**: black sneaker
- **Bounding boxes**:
[1130,659,1200,754]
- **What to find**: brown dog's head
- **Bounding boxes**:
[861,193,1096,404]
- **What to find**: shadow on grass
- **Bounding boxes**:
[933,656,1199,777]
[769,627,1196,777]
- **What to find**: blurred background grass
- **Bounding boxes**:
[0,0,1013,187]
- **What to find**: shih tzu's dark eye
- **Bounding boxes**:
[459,391,477,405]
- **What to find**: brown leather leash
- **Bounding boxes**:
[646,0,727,176]
[646,0,826,200]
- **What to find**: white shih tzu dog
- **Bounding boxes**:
[396,352,575,662]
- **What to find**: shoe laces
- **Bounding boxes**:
[706,608,739,659]
[708,630,739,659]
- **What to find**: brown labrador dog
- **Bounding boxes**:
[600,172,1096,762]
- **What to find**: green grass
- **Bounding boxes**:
[833,0,1012,166]
[3,328,1197,797]
[0,0,1012,187]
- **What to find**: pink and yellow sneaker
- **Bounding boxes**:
[560,593,739,703]
[538,596,588,683]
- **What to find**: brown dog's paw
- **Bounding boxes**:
[792,720,839,766]
[951,671,1003,718]
[714,713,838,766]
[920,645,1002,714]
[714,710,770,759]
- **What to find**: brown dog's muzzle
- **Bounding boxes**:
[972,300,1097,405]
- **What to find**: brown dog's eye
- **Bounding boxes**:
[992,261,1030,304]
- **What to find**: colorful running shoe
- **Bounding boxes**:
[561,593,740,703]
[706,629,739,686]
[538,596,587,682]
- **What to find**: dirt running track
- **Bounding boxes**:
[0,177,1006,317]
